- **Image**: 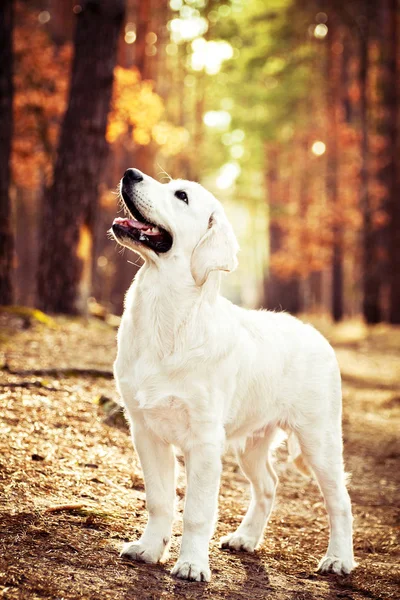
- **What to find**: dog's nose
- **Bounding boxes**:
[123,168,143,184]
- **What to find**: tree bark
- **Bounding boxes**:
[37,0,125,314]
[264,145,281,310]
[0,0,14,305]
[327,17,344,322]
[387,0,400,323]
[14,187,38,306]
[359,5,382,323]
[133,0,152,79]
[49,0,75,46]
[263,145,301,313]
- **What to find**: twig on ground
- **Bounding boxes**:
[1,364,114,379]
[44,503,86,513]
[0,381,62,391]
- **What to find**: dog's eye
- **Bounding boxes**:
[175,190,188,204]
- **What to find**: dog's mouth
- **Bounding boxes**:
[112,192,172,254]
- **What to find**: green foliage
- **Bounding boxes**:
[213,0,321,163]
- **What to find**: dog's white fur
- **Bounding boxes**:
[113,170,355,582]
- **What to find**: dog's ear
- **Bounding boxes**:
[191,210,239,286]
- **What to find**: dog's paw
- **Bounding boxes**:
[171,559,211,582]
[317,555,356,576]
[220,532,258,553]
[120,541,163,564]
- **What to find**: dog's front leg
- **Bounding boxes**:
[171,442,222,582]
[121,414,175,564]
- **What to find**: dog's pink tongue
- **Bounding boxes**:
[113,217,149,230]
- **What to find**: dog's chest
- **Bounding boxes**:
[115,317,221,447]
[140,399,199,447]
[119,363,217,448]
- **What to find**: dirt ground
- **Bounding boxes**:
[0,312,399,600]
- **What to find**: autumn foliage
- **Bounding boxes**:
[12,2,72,189]
[2,0,399,321]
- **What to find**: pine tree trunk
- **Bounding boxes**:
[15,187,38,306]
[359,0,386,324]
[327,17,343,322]
[49,0,75,46]
[37,0,125,314]
[130,0,157,177]
[387,0,400,323]
[0,0,14,305]
[264,145,282,310]
[133,0,151,78]
[263,145,301,313]
[359,8,381,323]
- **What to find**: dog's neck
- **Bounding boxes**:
[126,257,221,357]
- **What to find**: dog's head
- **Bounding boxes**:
[111,168,239,286]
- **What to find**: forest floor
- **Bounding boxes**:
[0,311,399,600]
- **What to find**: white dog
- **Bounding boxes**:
[111,168,355,582]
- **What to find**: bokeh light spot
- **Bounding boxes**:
[311,141,326,156]
[125,31,136,44]
[216,162,241,189]
[316,12,328,23]
[97,256,108,268]
[146,32,157,44]
[38,11,50,24]
[203,111,231,129]
[314,24,328,39]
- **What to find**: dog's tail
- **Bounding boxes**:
[287,431,311,477]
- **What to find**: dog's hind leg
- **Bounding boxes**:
[295,416,356,575]
[121,413,175,564]
[220,426,278,553]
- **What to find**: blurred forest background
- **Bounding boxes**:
[0,0,399,321]
[1,4,400,597]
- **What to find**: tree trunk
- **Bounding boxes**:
[387,0,400,323]
[0,0,14,305]
[133,0,152,78]
[359,7,382,323]
[37,0,125,314]
[130,0,157,177]
[326,17,343,322]
[264,145,281,310]
[359,0,382,324]
[49,0,75,46]
[263,145,301,313]
[14,187,38,306]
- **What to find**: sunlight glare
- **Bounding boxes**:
[216,162,241,189]
[314,24,328,39]
[169,17,208,42]
[169,0,182,9]
[191,39,233,75]
[311,141,326,156]
[125,30,136,44]
[203,111,231,129]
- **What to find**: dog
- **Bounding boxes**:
[111,168,355,582]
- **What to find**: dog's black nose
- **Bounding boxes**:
[123,168,143,184]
